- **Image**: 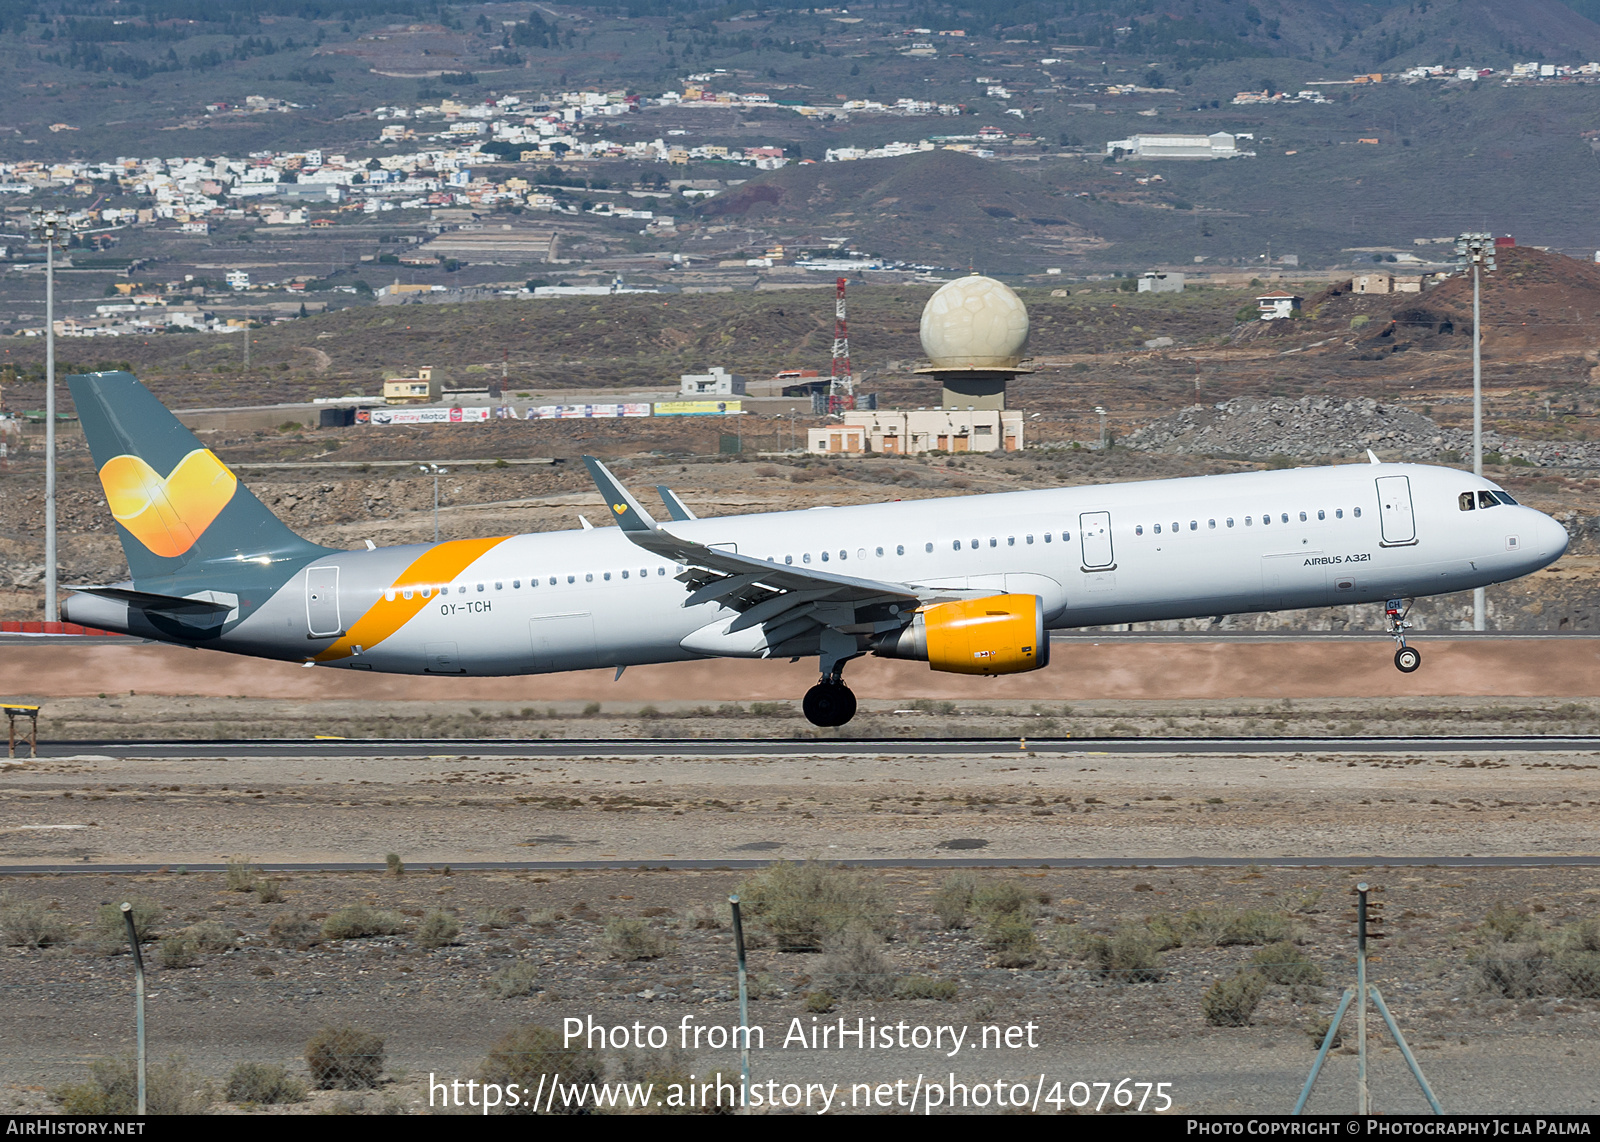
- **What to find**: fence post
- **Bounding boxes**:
[120,903,146,1116]
[728,893,751,1112]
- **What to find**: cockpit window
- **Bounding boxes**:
[1478,490,1499,509]
[1459,492,1476,511]
[1494,491,1519,506]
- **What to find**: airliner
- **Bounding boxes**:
[61,372,1568,727]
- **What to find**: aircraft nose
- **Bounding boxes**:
[1533,510,1569,561]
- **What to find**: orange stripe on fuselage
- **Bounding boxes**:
[313,536,508,662]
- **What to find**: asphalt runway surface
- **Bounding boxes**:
[6,855,1600,875]
[25,734,1600,759]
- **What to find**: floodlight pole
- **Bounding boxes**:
[419,464,447,542]
[1456,232,1495,632]
[30,209,66,623]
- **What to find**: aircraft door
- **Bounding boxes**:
[306,565,341,636]
[1375,476,1417,546]
[530,612,599,671]
[424,641,464,673]
[1079,512,1115,569]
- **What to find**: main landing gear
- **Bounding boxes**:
[803,679,857,727]
[803,630,861,727]
[1386,598,1422,674]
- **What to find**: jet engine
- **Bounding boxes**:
[871,594,1048,675]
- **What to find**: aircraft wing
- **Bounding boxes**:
[582,457,934,640]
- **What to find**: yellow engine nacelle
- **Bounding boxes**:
[871,594,1049,676]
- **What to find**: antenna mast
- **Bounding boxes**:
[831,276,854,401]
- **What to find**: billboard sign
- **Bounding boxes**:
[654,400,742,417]
[366,407,492,425]
[525,403,652,419]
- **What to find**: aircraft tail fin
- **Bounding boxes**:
[68,371,334,594]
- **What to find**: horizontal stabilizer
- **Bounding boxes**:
[69,585,234,614]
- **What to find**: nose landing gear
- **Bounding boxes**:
[1386,598,1421,673]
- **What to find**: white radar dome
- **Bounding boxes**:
[919,274,1030,369]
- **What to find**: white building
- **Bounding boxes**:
[679,366,746,396]
[808,408,1023,456]
[1137,271,1184,292]
[1105,132,1244,160]
[1256,292,1302,320]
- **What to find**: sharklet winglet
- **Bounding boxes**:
[581,455,660,533]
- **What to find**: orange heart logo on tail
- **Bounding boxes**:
[612,503,628,515]
[99,449,238,558]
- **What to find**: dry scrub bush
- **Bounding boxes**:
[255,879,285,904]
[95,897,162,943]
[1481,902,1538,943]
[981,914,1040,968]
[477,1025,602,1115]
[0,895,73,948]
[184,921,235,953]
[224,859,257,893]
[680,903,725,930]
[1058,925,1166,981]
[932,873,976,929]
[56,1054,213,1115]
[306,1026,385,1090]
[418,910,461,949]
[225,1062,306,1105]
[803,990,836,1013]
[1201,971,1269,1026]
[971,880,1044,923]
[1154,907,1293,948]
[735,862,888,952]
[475,907,518,929]
[268,911,321,948]
[614,1049,736,1116]
[821,928,896,998]
[601,918,672,961]
[1474,912,1600,998]
[157,934,197,969]
[489,961,541,999]
[894,975,959,1001]
[385,853,405,877]
[1252,942,1323,986]
[321,905,406,940]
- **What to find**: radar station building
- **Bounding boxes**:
[807,274,1029,455]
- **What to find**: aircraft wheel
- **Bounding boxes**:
[802,682,857,727]
[1394,646,1421,674]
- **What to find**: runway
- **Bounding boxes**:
[24,733,1600,760]
[5,854,1600,876]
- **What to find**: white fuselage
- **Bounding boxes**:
[217,461,1566,677]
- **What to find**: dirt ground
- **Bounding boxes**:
[1,863,1597,1115]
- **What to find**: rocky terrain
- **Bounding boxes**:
[1122,396,1600,468]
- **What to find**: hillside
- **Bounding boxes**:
[696,148,1216,272]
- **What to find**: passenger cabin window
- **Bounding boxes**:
[1353,507,1362,518]
[1336,509,1344,519]
[1154,524,1162,534]
[1044,533,1052,543]
[1135,525,1144,536]
[1226,518,1235,528]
